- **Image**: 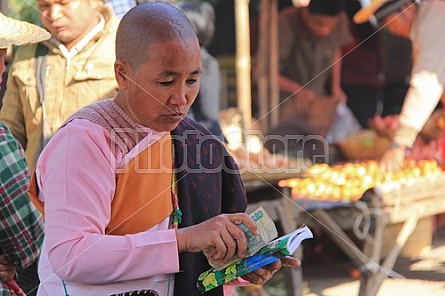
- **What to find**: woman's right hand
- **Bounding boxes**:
[175,213,258,266]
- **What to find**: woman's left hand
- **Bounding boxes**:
[241,256,300,285]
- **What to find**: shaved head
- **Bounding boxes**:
[116,2,198,69]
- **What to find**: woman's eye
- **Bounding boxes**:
[187,79,197,85]
[160,81,173,86]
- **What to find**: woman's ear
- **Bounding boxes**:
[114,60,129,89]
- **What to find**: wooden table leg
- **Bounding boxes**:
[312,209,369,267]
[311,207,415,296]
[278,187,303,296]
[367,212,419,296]
[359,209,388,296]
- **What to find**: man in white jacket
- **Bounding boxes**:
[355,0,445,172]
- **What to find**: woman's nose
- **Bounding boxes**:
[170,87,188,106]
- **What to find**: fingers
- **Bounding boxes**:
[212,213,258,263]
[380,147,406,173]
[0,254,10,264]
[280,256,301,267]
[241,257,301,285]
[241,260,282,285]
[196,215,241,263]
[224,213,259,259]
[0,270,15,283]
[175,213,259,267]
[226,213,259,236]
[217,225,239,262]
[0,256,15,283]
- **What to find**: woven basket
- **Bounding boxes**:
[339,129,390,160]
[280,95,340,138]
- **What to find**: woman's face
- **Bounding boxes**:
[115,38,202,132]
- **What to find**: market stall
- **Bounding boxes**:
[230,2,445,294]
[278,159,445,296]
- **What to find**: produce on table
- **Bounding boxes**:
[279,159,441,202]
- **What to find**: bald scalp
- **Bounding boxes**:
[116,2,198,68]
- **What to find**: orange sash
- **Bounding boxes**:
[29,133,173,235]
[108,134,173,234]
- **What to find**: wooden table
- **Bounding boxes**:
[286,172,445,296]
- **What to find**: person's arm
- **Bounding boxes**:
[276,9,316,103]
[331,12,352,101]
[381,9,445,172]
[381,71,444,172]
[278,74,313,98]
[395,3,445,147]
[330,49,346,102]
[0,124,43,269]
[394,64,445,145]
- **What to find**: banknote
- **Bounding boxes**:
[198,225,313,292]
[204,206,278,270]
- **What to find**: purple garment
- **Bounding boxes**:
[172,117,248,296]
